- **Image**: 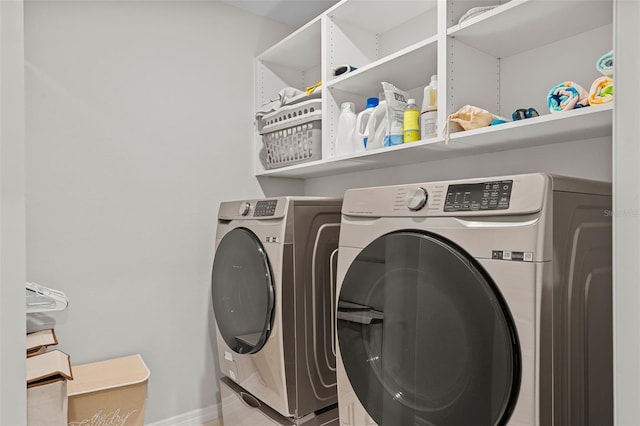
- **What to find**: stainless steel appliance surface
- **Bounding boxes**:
[335,173,612,426]
[212,197,342,419]
[220,377,339,426]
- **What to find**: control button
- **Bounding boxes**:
[254,200,277,217]
[404,187,428,211]
[238,202,251,216]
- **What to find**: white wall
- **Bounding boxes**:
[303,137,612,196]
[24,1,291,422]
[1,0,26,424]
[613,0,640,424]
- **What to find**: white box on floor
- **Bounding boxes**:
[27,349,73,426]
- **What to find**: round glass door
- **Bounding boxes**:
[337,231,520,426]
[212,228,274,354]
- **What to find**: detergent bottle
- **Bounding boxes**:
[354,97,379,149]
[365,100,388,150]
[335,102,357,156]
[420,75,438,139]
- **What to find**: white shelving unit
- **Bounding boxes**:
[447,0,612,58]
[254,0,613,179]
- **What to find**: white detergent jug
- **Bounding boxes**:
[354,97,379,149]
[365,100,388,150]
[335,102,357,156]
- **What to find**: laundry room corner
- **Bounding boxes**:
[23,0,292,423]
[9,0,639,424]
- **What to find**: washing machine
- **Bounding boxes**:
[335,173,613,426]
[211,197,341,419]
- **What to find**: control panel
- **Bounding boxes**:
[253,199,278,217]
[444,180,513,212]
[341,174,547,217]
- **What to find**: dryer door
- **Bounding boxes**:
[212,227,275,354]
[337,231,520,426]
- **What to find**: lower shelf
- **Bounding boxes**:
[255,104,613,179]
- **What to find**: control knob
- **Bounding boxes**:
[404,187,428,211]
[238,202,251,216]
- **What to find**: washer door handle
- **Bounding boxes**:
[330,247,339,355]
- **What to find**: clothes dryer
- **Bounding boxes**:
[212,197,341,419]
[335,173,612,426]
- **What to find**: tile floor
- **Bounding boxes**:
[202,419,223,426]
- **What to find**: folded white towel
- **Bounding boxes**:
[458,5,500,24]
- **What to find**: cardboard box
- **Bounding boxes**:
[27,349,73,426]
[27,328,58,357]
[67,354,150,426]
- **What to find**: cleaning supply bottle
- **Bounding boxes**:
[421,75,438,139]
[354,97,378,149]
[365,100,388,150]
[403,98,420,143]
[335,102,357,156]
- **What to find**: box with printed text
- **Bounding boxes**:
[67,354,150,426]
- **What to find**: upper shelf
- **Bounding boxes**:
[448,0,613,58]
[327,36,438,94]
[258,17,322,70]
[327,0,437,34]
[256,104,613,179]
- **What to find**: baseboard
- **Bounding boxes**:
[146,404,220,426]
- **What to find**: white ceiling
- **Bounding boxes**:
[219,0,340,28]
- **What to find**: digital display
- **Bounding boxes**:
[444,180,513,212]
[254,200,277,217]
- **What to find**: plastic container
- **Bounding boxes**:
[421,109,438,139]
[365,100,388,150]
[421,75,438,139]
[258,99,322,169]
[403,98,420,143]
[422,75,438,111]
[354,97,379,149]
[335,102,357,156]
